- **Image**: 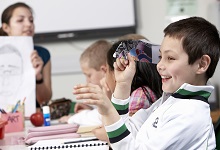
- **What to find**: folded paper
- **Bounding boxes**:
[25,124,80,145]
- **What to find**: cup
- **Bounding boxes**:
[0,119,7,139]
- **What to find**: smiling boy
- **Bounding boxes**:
[73,17,220,149]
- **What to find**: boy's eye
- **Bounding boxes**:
[158,56,162,59]
[168,57,175,60]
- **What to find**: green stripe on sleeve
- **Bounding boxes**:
[176,89,211,99]
[112,102,129,111]
[107,124,128,138]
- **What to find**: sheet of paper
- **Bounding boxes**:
[28,137,109,150]
[0,36,36,117]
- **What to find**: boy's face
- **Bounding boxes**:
[105,65,116,93]
[80,61,104,86]
[157,36,200,93]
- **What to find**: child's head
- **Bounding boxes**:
[80,40,112,86]
[0,2,34,36]
[105,33,150,93]
[157,17,220,93]
[118,33,148,41]
[106,39,162,99]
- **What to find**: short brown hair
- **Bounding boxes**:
[80,40,112,70]
[118,33,148,41]
[164,17,220,79]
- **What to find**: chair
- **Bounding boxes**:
[215,116,220,149]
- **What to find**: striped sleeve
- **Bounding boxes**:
[111,95,130,116]
[105,118,130,143]
[107,95,131,144]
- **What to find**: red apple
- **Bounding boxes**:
[30,112,44,127]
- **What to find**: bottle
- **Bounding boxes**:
[42,106,51,126]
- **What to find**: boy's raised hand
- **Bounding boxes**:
[114,53,136,84]
[113,53,136,99]
[73,83,115,117]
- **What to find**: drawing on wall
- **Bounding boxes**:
[0,37,36,117]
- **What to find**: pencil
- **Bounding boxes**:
[12,100,20,113]
[63,138,99,144]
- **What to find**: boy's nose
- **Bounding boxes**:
[157,61,165,72]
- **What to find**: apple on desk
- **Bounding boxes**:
[30,112,44,127]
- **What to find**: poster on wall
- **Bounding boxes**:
[165,0,198,27]
[0,37,36,117]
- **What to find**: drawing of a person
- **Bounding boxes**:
[0,44,23,96]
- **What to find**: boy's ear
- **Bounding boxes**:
[100,65,107,73]
[196,55,211,74]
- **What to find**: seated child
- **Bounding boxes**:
[73,17,219,149]
[59,40,111,126]
[92,39,162,141]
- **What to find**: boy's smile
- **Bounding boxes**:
[157,36,200,93]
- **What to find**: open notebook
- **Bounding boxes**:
[28,137,109,150]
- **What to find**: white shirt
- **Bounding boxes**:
[105,83,216,150]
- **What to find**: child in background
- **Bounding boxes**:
[73,17,219,149]
[102,39,162,116]
[59,40,111,125]
[92,38,162,141]
[0,2,52,111]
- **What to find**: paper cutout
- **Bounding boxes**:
[113,39,161,64]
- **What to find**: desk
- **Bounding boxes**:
[0,120,31,150]
[0,120,61,150]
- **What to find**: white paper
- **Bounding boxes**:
[0,36,36,117]
[28,137,109,150]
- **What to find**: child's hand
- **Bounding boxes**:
[113,53,136,99]
[114,53,136,86]
[92,126,109,142]
[58,115,71,123]
[100,77,112,99]
[31,50,43,80]
[73,83,115,116]
[74,103,93,113]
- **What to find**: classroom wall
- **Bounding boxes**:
[38,0,220,104]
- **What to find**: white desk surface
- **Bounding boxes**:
[0,120,61,150]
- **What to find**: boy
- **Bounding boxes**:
[73,17,220,149]
[74,39,112,113]
[59,40,111,125]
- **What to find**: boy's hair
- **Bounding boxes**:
[164,16,220,79]
[118,33,148,41]
[80,40,112,70]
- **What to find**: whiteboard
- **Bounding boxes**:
[0,0,136,42]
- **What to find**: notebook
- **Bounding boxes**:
[28,137,109,150]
